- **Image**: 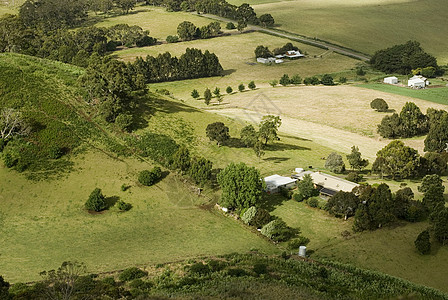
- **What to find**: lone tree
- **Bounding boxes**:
[248,81,256,90]
[204,88,212,105]
[258,115,282,145]
[85,188,107,212]
[370,98,389,112]
[177,21,197,40]
[226,86,233,94]
[414,230,431,254]
[238,83,245,92]
[325,152,346,173]
[279,74,290,86]
[346,146,369,171]
[191,89,199,99]
[296,174,318,201]
[259,13,274,27]
[240,124,258,147]
[206,122,230,146]
[217,162,263,211]
[138,167,162,186]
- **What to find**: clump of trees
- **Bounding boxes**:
[370,98,389,112]
[372,141,420,179]
[217,162,264,211]
[177,21,221,41]
[206,122,230,146]
[303,76,320,85]
[254,42,300,58]
[138,167,162,186]
[370,41,438,74]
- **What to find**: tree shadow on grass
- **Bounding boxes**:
[263,157,290,164]
[265,143,311,152]
[222,69,236,76]
[280,134,311,142]
[259,193,287,212]
[105,196,120,209]
[224,138,246,148]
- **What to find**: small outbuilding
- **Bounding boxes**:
[264,174,297,194]
[383,76,398,84]
[408,75,429,88]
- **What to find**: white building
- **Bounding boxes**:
[408,75,429,88]
[257,57,277,64]
[383,76,398,84]
[284,50,304,59]
[264,174,297,194]
[293,169,359,197]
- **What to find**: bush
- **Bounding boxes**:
[85,188,106,212]
[303,76,320,85]
[129,278,153,290]
[115,113,133,132]
[241,206,257,224]
[339,77,347,83]
[356,66,366,76]
[287,236,310,250]
[290,74,301,85]
[3,152,17,168]
[406,201,427,222]
[227,268,247,277]
[248,81,256,90]
[253,263,268,275]
[261,219,297,242]
[307,198,319,208]
[207,260,226,272]
[138,167,162,186]
[370,98,389,112]
[346,172,363,183]
[166,35,179,43]
[321,74,334,86]
[279,186,293,199]
[190,262,210,275]
[119,267,148,282]
[293,192,304,202]
[238,84,245,92]
[414,230,431,254]
[226,22,235,29]
[251,208,271,228]
[117,200,132,211]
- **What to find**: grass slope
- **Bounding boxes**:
[249,0,448,64]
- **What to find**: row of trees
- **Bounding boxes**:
[254,43,300,58]
[177,21,221,41]
[192,81,257,104]
[269,74,335,87]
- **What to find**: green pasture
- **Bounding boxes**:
[96,6,227,41]
[117,31,358,99]
[359,83,448,105]
[251,0,448,64]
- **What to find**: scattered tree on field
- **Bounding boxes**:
[138,167,162,186]
[217,162,263,210]
[399,102,428,138]
[85,188,107,212]
[204,88,212,105]
[296,174,318,201]
[189,157,213,187]
[290,74,301,85]
[419,174,445,214]
[237,20,247,32]
[191,89,199,99]
[206,122,230,146]
[424,112,448,152]
[238,83,245,92]
[166,35,179,43]
[370,98,389,112]
[258,115,281,145]
[269,80,278,87]
[303,76,320,85]
[177,21,197,40]
[325,152,345,173]
[240,125,258,147]
[372,141,420,179]
[321,74,334,86]
[248,81,256,90]
[253,140,265,158]
[421,152,447,175]
[213,87,220,97]
[377,113,401,138]
[346,146,369,171]
[415,230,431,254]
[254,45,272,58]
[226,86,233,94]
[261,218,297,242]
[226,22,235,30]
[259,13,274,27]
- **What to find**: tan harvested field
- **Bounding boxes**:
[206,85,448,158]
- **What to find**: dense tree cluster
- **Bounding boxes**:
[217,162,264,211]
[177,21,221,40]
[377,102,428,139]
[138,167,162,186]
[370,41,438,74]
[424,109,448,152]
[372,141,420,179]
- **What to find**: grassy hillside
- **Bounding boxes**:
[248,0,448,64]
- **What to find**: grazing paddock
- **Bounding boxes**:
[117,31,359,96]
[251,0,448,64]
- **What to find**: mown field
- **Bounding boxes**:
[245,0,448,64]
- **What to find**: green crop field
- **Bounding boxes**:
[246,0,448,64]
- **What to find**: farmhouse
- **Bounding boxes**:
[293,169,359,197]
[264,174,297,194]
[383,76,398,84]
[408,75,429,88]
[284,50,304,59]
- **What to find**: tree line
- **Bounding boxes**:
[177,20,221,41]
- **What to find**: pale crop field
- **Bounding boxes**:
[118,31,359,96]
[250,0,448,64]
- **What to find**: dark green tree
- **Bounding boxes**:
[269,80,278,87]
[172,145,190,173]
[346,146,369,171]
[254,45,272,58]
[40,261,87,300]
[369,183,395,228]
[213,87,220,97]
[114,0,135,14]
[177,21,197,40]
[248,81,256,90]
[259,13,274,27]
[370,98,389,112]
[0,276,10,300]
[240,125,258,147]
[253,140,265,158]
[321,74,334,86]
[326,191,358,220]
[377,113,402,138]
[191,89,199,99]
[217,162,263,210]
[296,174,318,201]
[85,188,106,212]
[238,83,245,92]
[138,167,162,186]
[419,175,445,214]
[325,152,345,173]
[399,102,428,138]
[373,141,420,179]
[421,152,448,175]
[237,20,247,32]
[226,86,233,94]
[279,74,290,86]
[433,208,448,245]
[290,74,302,85]
[394,187,414,219]
[258,115,281,145]
[204,88,212,105]
[188,157,213,187]
[424,112,448,152]
[303,76,320,85]
[206,122,230,146]
[226,22,235,29]
[414,230,431,254]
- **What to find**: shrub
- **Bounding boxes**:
[414,230,431,254]
[190,262,210,275]
[261,219,297,242]
[226,86,233,94]
[191,89,199,99]
[241,206,257,224]
[115,113,133,132]
[346,172,363,183]
[253,263,267,275]
[370,98,389,112]
[290,74,301,85]
[321,74,334,86]
[279,74,290,86]
[119,267,148,282]
[293,192,304,202]
[339,77,347,83]
[227,268,247,277]
[238,84,245,92]
[248,81,256,90]
[129,278,153,290]
[226,22,235,29]
[251,208,271,228]
[207,260,226,272]
[138,167,162,186]
[307,198,319,208]
[166,35,179,43]
[85,188,106,212]
[303,76,320,85]
[121,184,128,191]
[356,66,366,76]
[406,201,427,222]
[287,236,310,251]
[117,200,132,211]
[3,152,17,168]
[279,187,293,199]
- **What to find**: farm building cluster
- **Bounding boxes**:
[383,75,430,89]
[257,50,305,64]
[264,168,359,197]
